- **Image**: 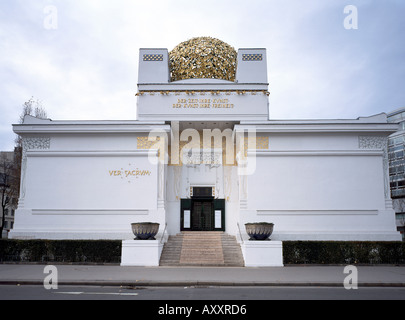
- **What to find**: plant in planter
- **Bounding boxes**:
[131,223,160,240]
[245,222,274,241]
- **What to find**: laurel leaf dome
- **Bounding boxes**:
[169,37,237,82]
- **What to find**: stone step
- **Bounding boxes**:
[159,231,244,267]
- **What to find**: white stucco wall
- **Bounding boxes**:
[237,131,401,241]
[10,122,169,240]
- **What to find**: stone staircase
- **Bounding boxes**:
[160,232,244,267]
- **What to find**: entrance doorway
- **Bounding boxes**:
[181,196,225,232]
[191,200,214,231]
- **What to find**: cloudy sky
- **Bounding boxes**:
[1,0,404,151]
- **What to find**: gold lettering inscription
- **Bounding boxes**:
[124,170,151,177]
[109,166,151,181]
[172,97,234,109]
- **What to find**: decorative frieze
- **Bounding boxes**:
[359,136,387,150]
[20,137,51,205]
[359,135,390,203]
[23,137,51,150]
[143,54,164,61]
[242,54,263,61]
[183,150,222,167]
[136,90,270,96]
[240,136,269,157]
[137,136,161,150]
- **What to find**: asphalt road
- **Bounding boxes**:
[1,285,405,301]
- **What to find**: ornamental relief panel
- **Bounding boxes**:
[20,137,51,203]
[358,136,387,150]
[358,135,390,200]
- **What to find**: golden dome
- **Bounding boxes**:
[169,37,237,82]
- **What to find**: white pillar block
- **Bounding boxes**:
[242,241,284,267]
[121,240,163,267]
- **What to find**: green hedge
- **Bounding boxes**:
[1,240,404,265]
[0,240,122,264]
[283,241,405,265]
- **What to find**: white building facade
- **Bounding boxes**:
[10,37,401,242]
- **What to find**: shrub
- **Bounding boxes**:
[283,241,405,265]
[0,240,122,264]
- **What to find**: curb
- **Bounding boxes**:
[1,280,405,288]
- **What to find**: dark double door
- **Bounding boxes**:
[181,198,225,232]
[191,200,214,231]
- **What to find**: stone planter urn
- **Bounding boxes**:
[245,222,274,241]
[131,222,160,240]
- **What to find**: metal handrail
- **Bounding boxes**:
[237,222,244,244]
[160,223,168,244]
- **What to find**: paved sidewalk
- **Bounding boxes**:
[0,264,405,287]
